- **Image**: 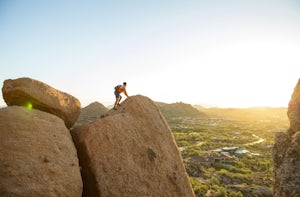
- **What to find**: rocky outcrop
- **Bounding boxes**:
[287,79,300,136]
[0,106,82,197]
[273,79,300,197]
[2,77,81,128]
[71,95,195,197]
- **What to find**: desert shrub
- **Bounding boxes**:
[194,185,209,196]
[205,176,220,187]
[211,185,228,197]
[218,169,229,175]
[189,177,208,197]
[233,161,246,168]
[186,149,200,157]
[213,162,227,171]
[228,166,251,174]
[229,191,243,197]
[231,173,253,185]
[177,140,190,147]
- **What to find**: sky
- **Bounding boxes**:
[1,0,300,108]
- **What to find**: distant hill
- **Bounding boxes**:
[74,100,288,126]
[74,102,108,127]
[156,102,207,119]
[74,100,207,127]
[194,105,288,122]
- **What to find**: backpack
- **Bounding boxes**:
[114,85,121,90]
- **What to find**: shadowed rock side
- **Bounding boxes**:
[71,95,195,197]
[273,79,300,197]
[2,77,81,128]
[0,106,82,197]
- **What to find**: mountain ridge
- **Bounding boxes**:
[77,100,287,125]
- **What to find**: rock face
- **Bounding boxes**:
[0,106,82,197]
[273,79,300,197]
[71,95,195,197]
[2,77,81,128]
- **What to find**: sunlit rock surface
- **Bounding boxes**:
[72,95,195,197]
[0,106,82,196]
[273,79,300,197]
[2,77,81,128]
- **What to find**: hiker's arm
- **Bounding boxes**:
[124,90,128,97]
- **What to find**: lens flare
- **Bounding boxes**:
[26,102,33,110]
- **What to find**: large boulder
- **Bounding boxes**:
[71,95,195,197]
[2,77,81,128]
[273,79,300,197]
[0,106,82,197]
[287,78,300,136]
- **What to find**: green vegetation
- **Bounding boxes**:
[161,105,289,197]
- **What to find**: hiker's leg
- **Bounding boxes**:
[114,91,120,109]
[118,96,122,104]
[114,98,119,109]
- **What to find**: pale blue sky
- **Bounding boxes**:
[1,0,300,107]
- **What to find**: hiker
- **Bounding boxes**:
[113,82,128,109]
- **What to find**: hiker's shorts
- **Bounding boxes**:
[114,91,120,98]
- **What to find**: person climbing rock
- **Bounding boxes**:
[113,82,128,109]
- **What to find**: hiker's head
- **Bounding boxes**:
[123,82,127,86]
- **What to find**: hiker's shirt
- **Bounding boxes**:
[117,86,126,93]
